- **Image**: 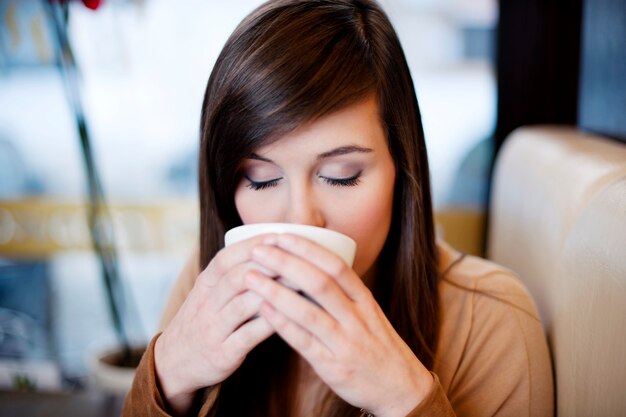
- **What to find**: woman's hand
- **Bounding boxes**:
[154,235,277,415]
[244,234,434,417]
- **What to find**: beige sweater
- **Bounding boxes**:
[123,240,554,416]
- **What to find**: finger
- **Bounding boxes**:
[258,301,331,364]
[200,233,279,286]
[275,234,368,301]
[251,245,358,326]
[210,262,269,311]
[218,290,265,336]
[222,315,275,360]
[245,270,343,352]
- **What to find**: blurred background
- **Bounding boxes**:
[0,0,496,400]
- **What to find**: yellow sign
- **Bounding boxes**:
[0,199,199,258]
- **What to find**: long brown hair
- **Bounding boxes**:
[198,1,438,415]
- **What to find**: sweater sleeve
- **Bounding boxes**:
[404,373,456,417]
[122,333,220,417]
[122,333,172,417]
[123,249,220,417]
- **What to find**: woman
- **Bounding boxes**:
[123,1,553,416]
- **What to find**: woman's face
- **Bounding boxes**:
[234,96,396,278]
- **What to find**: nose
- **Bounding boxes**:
[285,185,326,227]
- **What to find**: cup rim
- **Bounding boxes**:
[224,223,357,266]
[225,223,355,245]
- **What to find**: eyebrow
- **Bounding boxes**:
[316,145,373,160]
[249,145,373,163]
[249,153,273,162]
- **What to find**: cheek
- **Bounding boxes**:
[333,180,395,276]
[233,185,251,222]
[234,185,280,224]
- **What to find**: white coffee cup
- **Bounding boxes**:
[224,223,357,267]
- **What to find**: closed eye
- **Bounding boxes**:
[320,171,361,187]
[245,176,282,190]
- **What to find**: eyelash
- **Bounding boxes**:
[245,177,282,190]
[245,172,362,190]
[321,173,361,187]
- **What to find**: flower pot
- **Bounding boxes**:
[90,345,146,395]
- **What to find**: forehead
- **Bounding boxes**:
[255,96,387,157]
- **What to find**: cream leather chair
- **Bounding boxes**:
[487,126,626,416]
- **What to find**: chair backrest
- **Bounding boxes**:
[487,125,626,416]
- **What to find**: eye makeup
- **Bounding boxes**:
[240,150,369,191]
[245,175,282,190]
[240,159,283,190]
[319,171,362,187]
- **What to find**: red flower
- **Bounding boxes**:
[82,0,103,9]
[46,0,103,10]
